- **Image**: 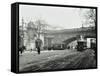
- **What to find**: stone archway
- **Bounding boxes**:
[63,36,77,46]
[63,34,96,49]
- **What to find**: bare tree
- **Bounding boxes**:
[80,9,96,27]
[84,9,96,26]
[35,19,48,38]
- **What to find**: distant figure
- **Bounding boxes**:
[67,46,70,49]
[19,46,26,54]
[35,38,42,54]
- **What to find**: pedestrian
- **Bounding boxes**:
[35,38,42,54]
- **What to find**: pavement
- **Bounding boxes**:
[19,49,96,72]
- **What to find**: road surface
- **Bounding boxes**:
[19,49,96,72]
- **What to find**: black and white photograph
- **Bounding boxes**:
[18,3,97,72]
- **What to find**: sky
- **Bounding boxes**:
[19,5,92,30]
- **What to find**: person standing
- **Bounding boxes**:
[35,38,42,54]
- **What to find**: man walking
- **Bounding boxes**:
[35,38,42,54]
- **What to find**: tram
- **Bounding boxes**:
[77,40,87,51]
[76,35,96,52]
